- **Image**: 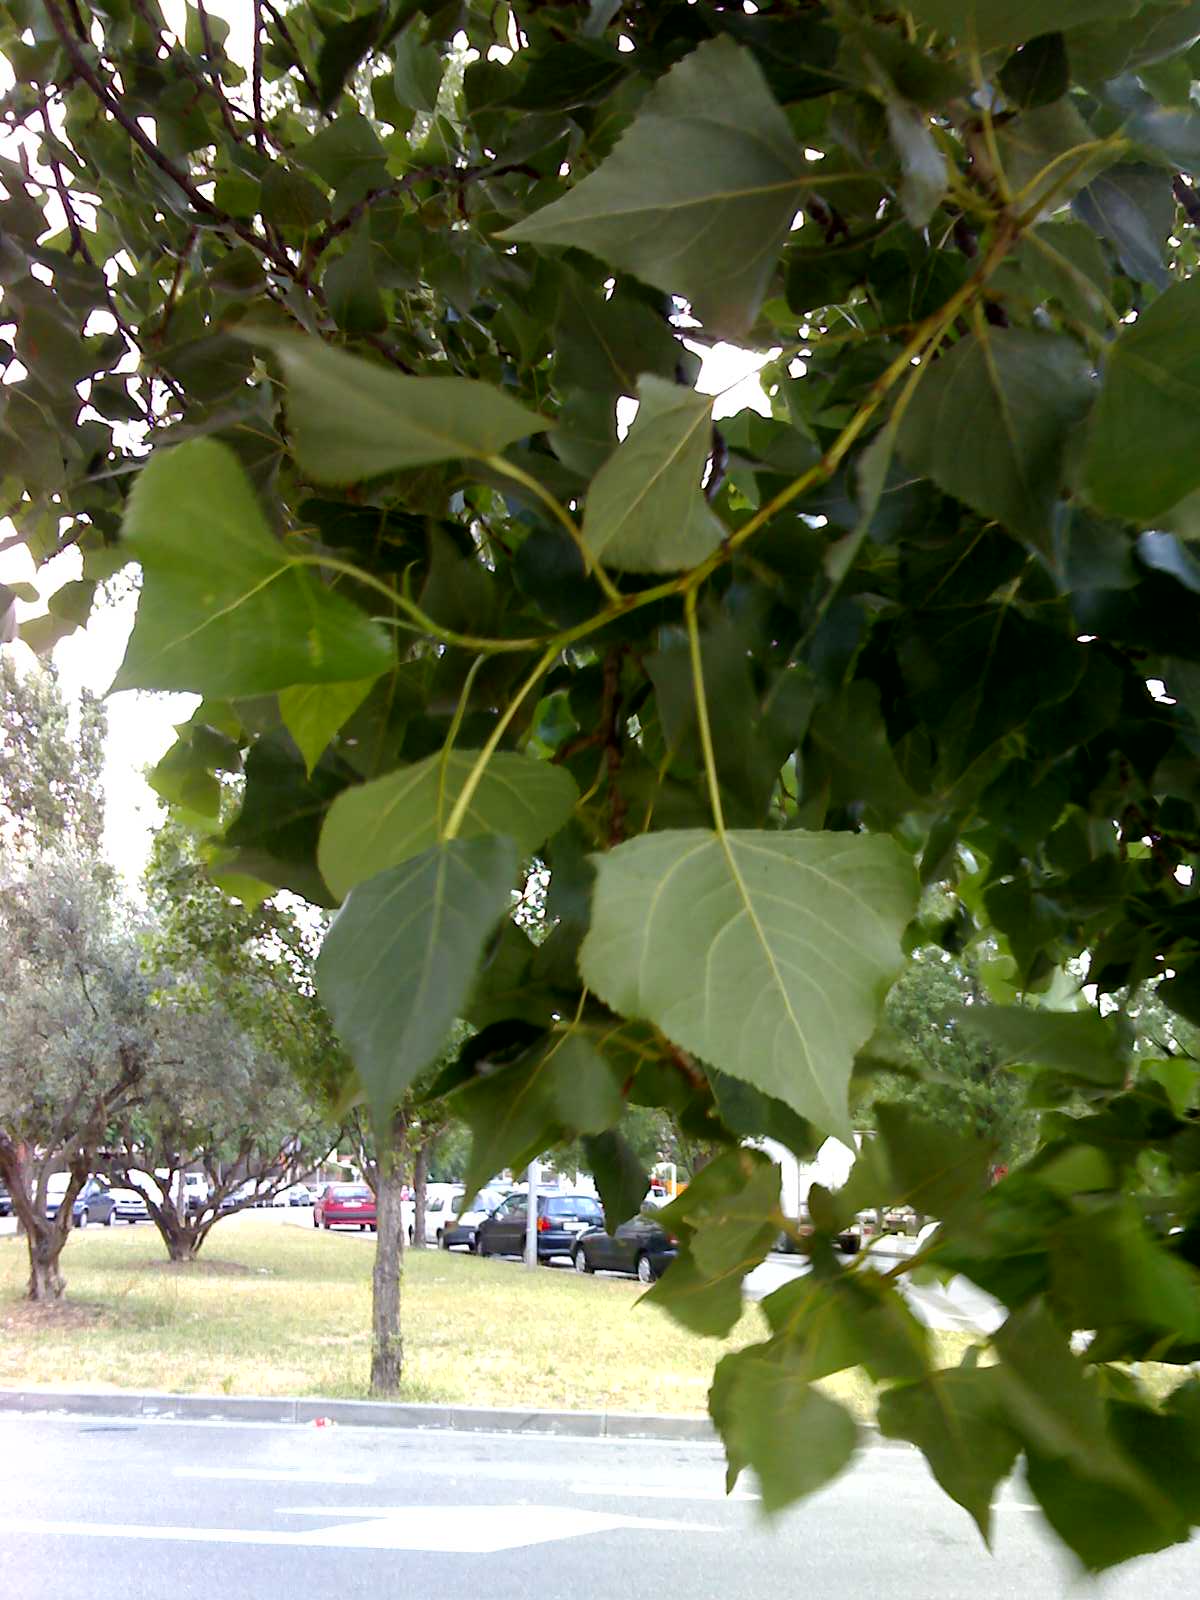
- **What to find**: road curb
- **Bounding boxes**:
[0,1387,907,1450]
[0,1387,718,1441]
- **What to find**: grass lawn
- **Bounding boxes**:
[0,1220,972,1417]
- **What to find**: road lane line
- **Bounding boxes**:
[570,1481,759,1503]
[175,1466,374,1486]
[0,1504,719,1554]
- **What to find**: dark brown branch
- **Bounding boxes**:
[261,0,320,102]
[252,0,266,152]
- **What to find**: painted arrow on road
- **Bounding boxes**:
[0,1503,718,1554]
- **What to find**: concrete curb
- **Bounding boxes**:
[0,1387,718,1441]
[0,1387,908,1451]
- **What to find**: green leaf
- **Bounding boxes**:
[763,1270,931,1383]
[897,330,1094,546]
[250,332,548,485]
[1084,274,1200,522]
[710,1347,859,1511]
[998,34,1070,107]
[951,1003,1127,1084]
[581,377,724,572]
[316,836,518,1126]
[580,829,918,1136]
[456,1031,624,1204]
[324,225,388,335]
[279,678,378,777]
[1024,1437,1189,1573]
[877,1367,1021,1542]
[805,680,922,826]
[259,164,331,229]
[1049,1199,1200,1342]
[392,22,443,113]
[223,732,350,907]
[905,0,1142,53]
[318,750,578,901]
[582,1129,649,1227]
[648,1149,782,1334]
[885,97,947,228]
[500,38,818,336]
[991,1300,1158,1499]
[112,440,394,696]
[1072,164,1174,289]
[555,269,688,399]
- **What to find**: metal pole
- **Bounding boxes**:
[523,1157,540,1268]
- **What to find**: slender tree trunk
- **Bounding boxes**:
[369,1119,407,1397]
[411,1140,431,1250]
[0,1140,79,1302]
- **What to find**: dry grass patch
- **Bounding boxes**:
[0,1222,972,1416]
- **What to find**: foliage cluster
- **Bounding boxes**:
[8,0,1200,1566]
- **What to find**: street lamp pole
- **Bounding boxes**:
[523,1157,540,1268]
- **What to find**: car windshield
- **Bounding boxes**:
[334,1185,371,1199]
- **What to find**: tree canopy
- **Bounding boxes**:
[7,0,1200,1569]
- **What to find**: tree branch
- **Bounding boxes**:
[41,0,294,281]
[260,0,320,103]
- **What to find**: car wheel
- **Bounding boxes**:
[439,1231,450,1250]
[76,1209,88,1229]
[313,1213,319,1228]
[323,1217,331,1230]
[636,1252,654,1285]
[476,1232,489,1258]
[408,1225,415,1244]
[573,1246,592,1274]
[103,1208,114,1226]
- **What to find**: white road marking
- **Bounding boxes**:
[0,1504,718,1554]
[175,1466,373,1486]
[570,1481,759,1503]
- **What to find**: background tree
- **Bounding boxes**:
[0,655,105,858]
[862,948,1041,1171]
[0,857,152,1299]
[105,988,335,1262]
[11,0,1200,1567]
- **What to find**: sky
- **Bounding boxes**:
[0,3,771,882]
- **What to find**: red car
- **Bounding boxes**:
[313,1182,377,1231]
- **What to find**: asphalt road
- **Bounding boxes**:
[3,1411,1198,1600]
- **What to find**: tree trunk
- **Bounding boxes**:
[0,1140,77,1302]
[27,1223,67,1302]
[370,1152,406,1397]
[411,1140,431,1250]
[148,1203,201,1262]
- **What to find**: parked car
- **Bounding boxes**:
[410,1183,463,1245]
[99,1184,151,1225]
[416,1185,467,1246]
[44,1174,149,1227]
[476,1192,604,1262]
[0,1184,11,1218]
[218,1179,268,1212]
[572,1211,678,1283]
[440,1187,508,1251]
[177,1173,211,1216]
[314,1182,377,1231]
[281,1183,314,1206]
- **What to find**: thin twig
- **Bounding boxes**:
[195,0,248,146]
